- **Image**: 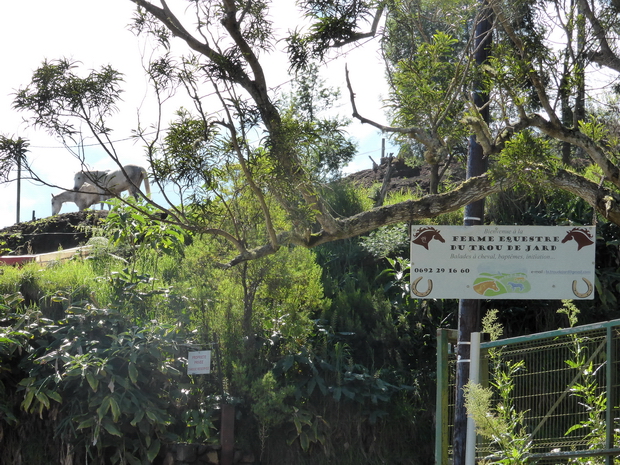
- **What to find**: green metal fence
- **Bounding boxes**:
[436,319,620,464]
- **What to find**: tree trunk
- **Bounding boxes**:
[430,163,439,195]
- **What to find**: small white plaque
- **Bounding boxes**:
[188,350,211,374]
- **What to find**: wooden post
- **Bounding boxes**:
[220,403,235,465]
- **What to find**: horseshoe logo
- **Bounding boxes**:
[412,276,433,297]
[572,278,593,298]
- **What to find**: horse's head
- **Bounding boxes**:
[51,193,61,216]
[412,227,445,250]
[561,228,594,250]
[73,171,86,190]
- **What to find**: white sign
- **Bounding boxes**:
[410,225,596,300]
[188,350,211,375]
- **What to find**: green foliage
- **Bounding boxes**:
[0,293,27,426]
[391,31,462,125]
[13,58,123,139]
[287,0,375,69]
[281,64,357,180]
[558,301,619,463]
[154,109,222,190]
[320,179,373,218]
[359,224,409,259]
[384,0,478,66]
[250,371,295,459]
[490,129,555,185]
[482,308,504,342]
[250,371,294,429]
[593,222,620,312]
[102,201,190,262]
[0,136,28,183]
[287,407,328,453]
[579,118,611,147]
[0,260,101,319]
[0,184,448,463]
[465,312,532,464]
[485,186,595,227]
[103,267,168,321]
[269,326,411,457]
[2,304,209,464]
[376,256,411,307]
[384,0,475,186]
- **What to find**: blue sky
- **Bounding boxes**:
[0,0,394,230]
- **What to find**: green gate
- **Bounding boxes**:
[436,319,620,463]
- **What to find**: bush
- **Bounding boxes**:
[0,301,213,464]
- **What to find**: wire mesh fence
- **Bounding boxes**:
[436,319,620,464]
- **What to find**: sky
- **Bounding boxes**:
[0,0,395,229]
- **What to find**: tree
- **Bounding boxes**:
[0,136,30,223]
[282,63,357,181]
[382,0,478,193]
[12,0,620,269]
[0,136,29,183]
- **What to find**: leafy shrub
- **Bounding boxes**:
[0,302,214,464]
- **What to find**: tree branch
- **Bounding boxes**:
[345,64,445,155]
[488,0,561,126]
[549,168,620,225]
[221,172,515,267]
[578,0,620,72]
[330,6,385,48]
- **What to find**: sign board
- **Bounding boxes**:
[188,350,211,375]
[410,225,596,300]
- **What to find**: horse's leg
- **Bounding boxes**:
[140,168,151,196]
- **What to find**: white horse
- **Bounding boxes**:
[73,164,151,198]
[51,183,110,215]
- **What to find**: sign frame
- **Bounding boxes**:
[410,225,596,300]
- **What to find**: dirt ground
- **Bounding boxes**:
[344,157,465,192]
[0,211,108,255]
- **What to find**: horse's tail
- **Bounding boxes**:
[141,167,151,197]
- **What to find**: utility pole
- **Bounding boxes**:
[452,3,493,464]
[16,150,21,224]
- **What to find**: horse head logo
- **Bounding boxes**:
[561,227,594,251]
[411,227,445,250]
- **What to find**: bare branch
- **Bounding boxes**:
[330,6,385,48]
[345,64,445,155]
[578,0,620,72]
[488,0,561,126]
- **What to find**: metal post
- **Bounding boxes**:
[606,325,615,465]
[454,301,480,463]
[465,332,481,465]
[436,329,450,465]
